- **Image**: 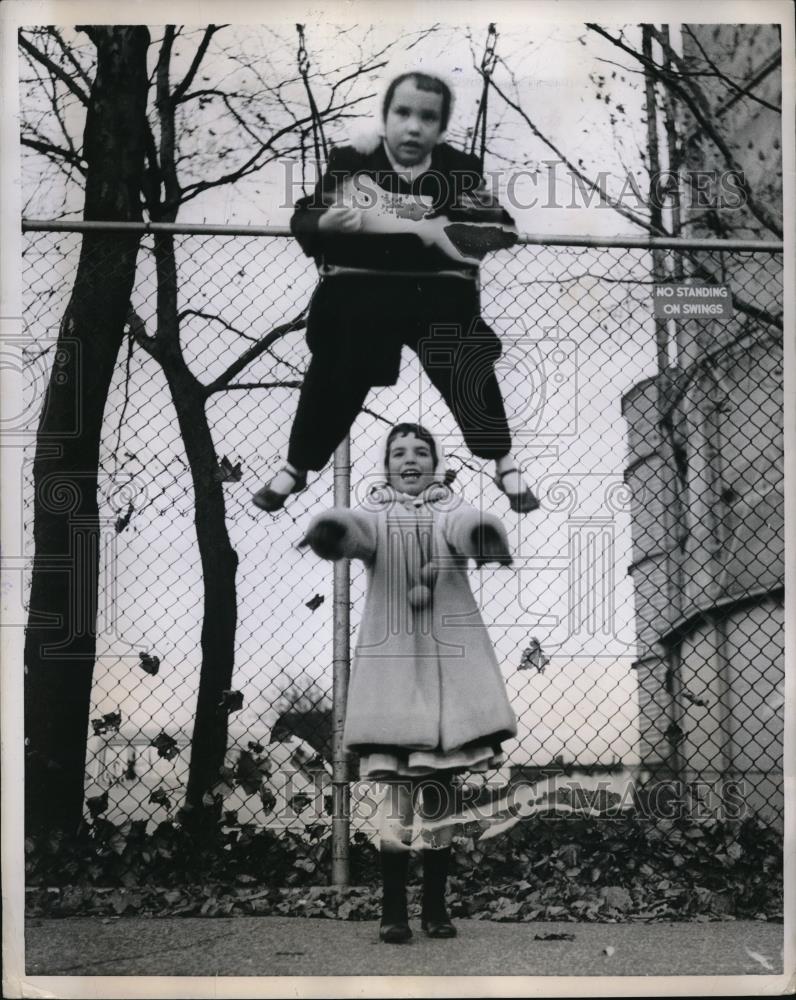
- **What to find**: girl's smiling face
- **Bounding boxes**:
[386,432,436,495]
[383,79,444,166]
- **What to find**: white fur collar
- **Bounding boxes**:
[363,481,454,510]
[349,126,383,156]
[348,55,459,158]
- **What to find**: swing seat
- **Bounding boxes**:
[318,261,478,281]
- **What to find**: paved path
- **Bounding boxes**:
[23,916,785,979]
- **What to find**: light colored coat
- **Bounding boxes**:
[308,483,518,755]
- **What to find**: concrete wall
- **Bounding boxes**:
[676,595,784,823]
[621,26,784,822]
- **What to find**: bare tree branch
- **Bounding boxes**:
[172,25,220,103]
[19,31,90,106]
[203,310,307,396]
[46,60,83,167]
[488,68,657,233]
[142,120,162,214]
[682,26,781,114]
[46,27,92,91]
[586,23,783,238]
[178,308,259,342]
[127,308,160,358]
[174,95,373,207]
[22,152,83,196]
[644,26,783,239]
[155,27,180,216]
[20,39,89,184]
[111,331,135,469]
[176,87,247,103]
[211,380,302,392]
[185,90,264,145]
[21,135,86,173]
[361,405,392,427]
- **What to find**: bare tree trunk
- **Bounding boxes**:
[147,230,239,829]
[177,387,239,825]
[143,28,241,828]
[24,26,150,836]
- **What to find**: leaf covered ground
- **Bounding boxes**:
[25,811,783,923]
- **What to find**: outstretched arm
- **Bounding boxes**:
[444,507,512,567]
[299,508,378,563]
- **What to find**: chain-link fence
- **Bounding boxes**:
[18,223,784,863]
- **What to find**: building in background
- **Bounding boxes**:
[622,24,784,823]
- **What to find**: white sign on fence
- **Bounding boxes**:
[652,283,733,319]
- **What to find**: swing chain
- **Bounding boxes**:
[481,21,498,76]
[296,22,330,176]
[471,22,498,169]
[296,23,311,77]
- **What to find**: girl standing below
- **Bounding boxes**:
[253,66,538,515]
[300,422,518,943]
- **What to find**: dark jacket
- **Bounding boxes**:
[290,140,511,385]
[290,140,515,273]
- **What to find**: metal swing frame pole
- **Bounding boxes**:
[331,432,351,885]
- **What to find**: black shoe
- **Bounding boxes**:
[421,917,457,939]
[252,467,308,512]
[379,922,413,944]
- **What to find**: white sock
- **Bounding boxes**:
[377,795,413,851]
[268,462,303,496]
[494,455,527,495]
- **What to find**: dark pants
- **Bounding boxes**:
[287,275,513,471]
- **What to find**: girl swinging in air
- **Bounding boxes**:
[253,61,538,516]
[300,422,518,942]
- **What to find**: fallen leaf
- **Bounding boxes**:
[115,503,134,534]
[148,788,171,809]
[86,791,109,818]
[91,711,122,736]
[139,651,160,676]
[219,690,244,713]
[235,750,270,795]
[519,637,549,673]
[664,722,687,746]
[289,793,312,815]
[306,594,325,611]
[151,732,179,760]
[214,455,243,483]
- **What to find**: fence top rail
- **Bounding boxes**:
[20,218,783,253]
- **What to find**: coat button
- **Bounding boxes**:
[408,584,433,610]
